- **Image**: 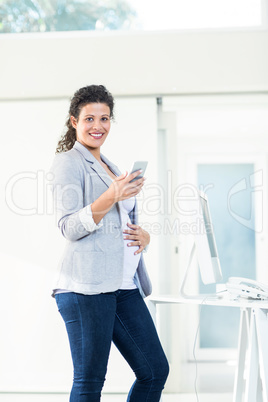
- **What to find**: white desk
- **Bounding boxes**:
[147,294,268,402]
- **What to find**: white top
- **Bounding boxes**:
[119,197,141,290]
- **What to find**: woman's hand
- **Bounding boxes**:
[123,222,150,255]
[91,170,145,225]
[108,170,145,203]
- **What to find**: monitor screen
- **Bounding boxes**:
[199,194,217,259]
[180,191,223,297]
[195,191,222,285]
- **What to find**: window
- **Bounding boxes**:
[0,0,265,34]
[0,0,137,33]
[198,163,257,349]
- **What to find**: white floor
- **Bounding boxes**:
[0,394,233,402]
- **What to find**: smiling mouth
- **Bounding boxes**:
[89,133,104,139]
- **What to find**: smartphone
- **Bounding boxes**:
[129,161,148,182]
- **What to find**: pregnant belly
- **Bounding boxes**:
[123,239,141,267]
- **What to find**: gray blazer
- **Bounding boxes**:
[50,141,152,297]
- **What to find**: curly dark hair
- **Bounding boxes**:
[56,84,114,153]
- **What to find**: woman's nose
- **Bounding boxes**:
[92,120,102,129]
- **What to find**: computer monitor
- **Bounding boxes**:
[180,191,223,298]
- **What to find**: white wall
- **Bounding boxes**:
[0,29,268,100]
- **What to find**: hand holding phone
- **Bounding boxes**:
[129,161,148,183]
[108,161,148,203]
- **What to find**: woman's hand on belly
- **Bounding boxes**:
[123,222,150,255]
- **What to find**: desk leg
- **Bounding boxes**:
[255,309,268,401]
[244,309,261,402]
[233,308,250,402]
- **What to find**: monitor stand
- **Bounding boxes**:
[179,243,223,300]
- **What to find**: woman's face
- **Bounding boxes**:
[71,102,111,153]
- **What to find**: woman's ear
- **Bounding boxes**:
[70,116,77,129]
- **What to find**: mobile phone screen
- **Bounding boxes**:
[129,161,148,182]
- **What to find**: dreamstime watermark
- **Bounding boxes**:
[4,169,264,233]
[140,218,210,237]
[5,169,207,217]
[5,170,55,216]
[55,216,211,239]
[227,169,263,233]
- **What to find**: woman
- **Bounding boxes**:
[50,85,169,401]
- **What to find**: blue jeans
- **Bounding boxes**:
[55,289,169,402]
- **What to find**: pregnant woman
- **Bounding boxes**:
[50,84,169,401]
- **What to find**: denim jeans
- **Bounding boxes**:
[55,289,169,402]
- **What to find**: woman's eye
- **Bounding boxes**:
[85,117,109,122]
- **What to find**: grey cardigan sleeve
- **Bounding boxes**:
[50,153,102,241]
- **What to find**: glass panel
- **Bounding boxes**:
[0,0,138,33]
[0,0,262,34]
[198,164,256,348]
